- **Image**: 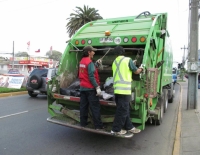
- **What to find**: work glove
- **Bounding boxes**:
[96,86,102,96]
[139,65,144,73]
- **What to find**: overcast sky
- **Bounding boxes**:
[0,0,190,63]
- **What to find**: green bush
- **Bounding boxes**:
[0,87,26,93]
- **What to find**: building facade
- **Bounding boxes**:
[0,56,54,75]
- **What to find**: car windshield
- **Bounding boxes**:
[30,69,48,77]
[8,69,20,74]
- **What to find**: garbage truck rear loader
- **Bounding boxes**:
[47,11,174,138]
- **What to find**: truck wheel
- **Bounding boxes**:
[155,93,164,125]
[28,91,38,97]
[164,89,168,113]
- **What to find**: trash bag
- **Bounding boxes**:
[71,89,80,97]
[103,77,114,96]
[60,78,80,96]
[105,85,114,94]
[103,77,113,88]
[60,88,71,95]
[101,91,114,100]
[67,78,80,90]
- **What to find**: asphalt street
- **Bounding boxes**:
[0,85,180,155]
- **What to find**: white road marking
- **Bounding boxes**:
[0,111,28,119]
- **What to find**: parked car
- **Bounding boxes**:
[185,74,188,79]
[8,68,20,74]
[26,68,57,97]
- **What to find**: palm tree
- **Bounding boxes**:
[66,5,103,38]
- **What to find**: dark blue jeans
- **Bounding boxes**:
[112,94,134,132]
[80,90,103,129]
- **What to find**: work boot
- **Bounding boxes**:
[128,127,141,133]
[111,129,127,135]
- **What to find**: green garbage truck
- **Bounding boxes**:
[47,11,174,138]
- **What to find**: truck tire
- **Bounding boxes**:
[155,93,164,125]
[28,91,38,97]
[163,89,168,113]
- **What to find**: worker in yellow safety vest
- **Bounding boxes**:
[111,45,143,135]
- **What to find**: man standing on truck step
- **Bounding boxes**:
[79,45,104,130]
[111,45,143,135]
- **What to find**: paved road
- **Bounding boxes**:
[0,85,180,155]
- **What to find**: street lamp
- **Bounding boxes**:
[181,45,188,68]
[12,41,14,69]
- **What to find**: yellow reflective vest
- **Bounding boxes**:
[112,56,132,95]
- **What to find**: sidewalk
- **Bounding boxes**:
[179,80,200,155]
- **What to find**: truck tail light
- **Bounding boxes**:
[140,36,146,42]
[123,37,129,43]
[75,40,79,45]
[81,40,85,45]
[131,37,137,43]
[87,39,92,44]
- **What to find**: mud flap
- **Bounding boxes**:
[47,116,134,138]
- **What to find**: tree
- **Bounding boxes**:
[66,5,103,38]
[15,52,29,57]
[0,56,7,61]
[46,50,62,61]
[0,56,4,60]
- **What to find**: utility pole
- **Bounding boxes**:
[187,0,199,109]
[12,41,14,69]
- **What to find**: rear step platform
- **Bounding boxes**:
[47,116,134,138]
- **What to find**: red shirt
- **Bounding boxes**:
[79,57,100,88]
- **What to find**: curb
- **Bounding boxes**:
[0,91,27,98]
[172,83,182,155]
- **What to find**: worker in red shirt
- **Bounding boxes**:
[79,45,104,130]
